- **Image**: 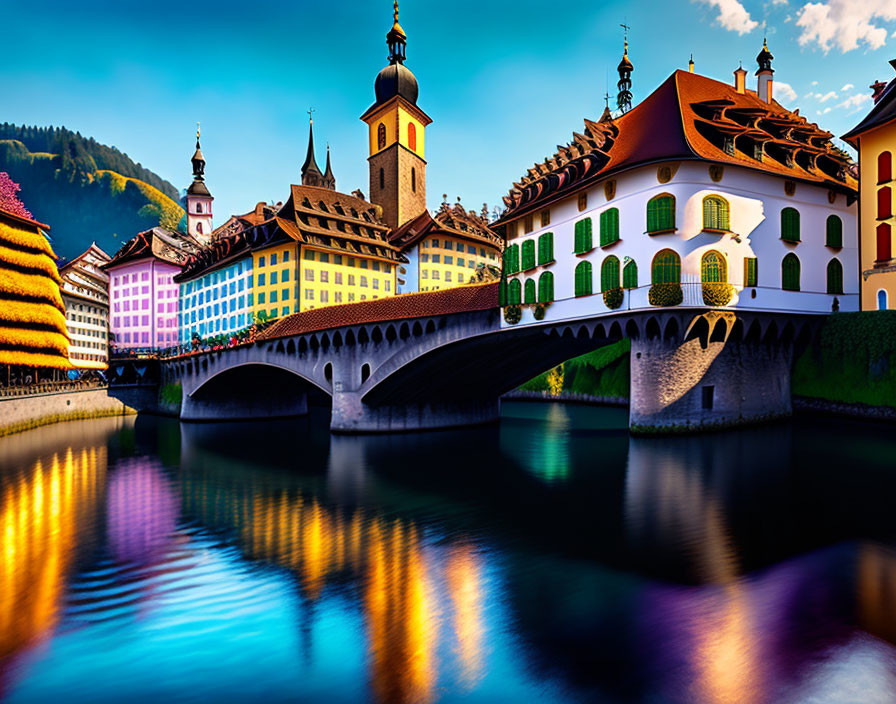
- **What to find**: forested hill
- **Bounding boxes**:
[0,124,185,262]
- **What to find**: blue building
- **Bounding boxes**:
[177,253,254,345]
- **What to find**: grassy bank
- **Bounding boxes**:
[518,339,631,400]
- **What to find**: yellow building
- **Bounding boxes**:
[844,73,896,310]
[251,241,298,322]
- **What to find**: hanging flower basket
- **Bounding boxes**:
[649,283,683,307]
[603,287,623,310]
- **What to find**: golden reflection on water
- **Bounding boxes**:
[181,475,483,704]
[0,444,105,660]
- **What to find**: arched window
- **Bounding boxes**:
[574,261,592,297]
[524,278,537,304]
[701,250,728,283]
[521,239,536,270]
[878,186,892,219]
[601,256,620,292]
[196,202,203,213]
[408,123,417,152]
[411,167,416,193]
[826,258,843,295]
[877,223,892,262]
[622,259,638,289]
[377,123,387,150]
[196,222,203,235]
[379,168,385,190]
[647,194,676,233]
[782,253,800,291]
[879,151,892,184]
[538,271,554,303]
[826,215,843,248]
[879,289,889,310]
[508,278,522,305]
[781,207,800,242]
[651,249,681,284]
[702,196,730,231]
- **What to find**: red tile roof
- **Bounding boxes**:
[259,282,499,340]
[499,70,857,222]
[390,202,504,252]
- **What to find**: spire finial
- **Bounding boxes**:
[307,107,315,126]
[196,121,200,142]
[394,0,399,25]
[617,23,633,114]
[387,0,407,64]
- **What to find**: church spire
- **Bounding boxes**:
[617,25,633,114]
[387,0,407,65]
[191,122,206,183]
[186,122,213,243]
[323,144,336,190]
[301,110,324,186]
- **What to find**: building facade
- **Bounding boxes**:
[843,66,896,310]
[178,249,254,344]
[59,244,111,369]
[495,44,858,328]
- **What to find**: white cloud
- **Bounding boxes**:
[694,0,760,34]
[837,92,872,112]
[823,107,833,113]
[796,0,896,52]
[776,81,799,103]
[773,0,789,4]
[841,83,855,91]
[818,90,839,102]
[811,80,819,86]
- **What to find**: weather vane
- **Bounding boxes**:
[308,107,316,125]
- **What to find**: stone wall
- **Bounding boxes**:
[0,385,158,437]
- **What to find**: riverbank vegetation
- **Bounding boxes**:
[518,339,631,400]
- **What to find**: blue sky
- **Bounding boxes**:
[3,0,895,221]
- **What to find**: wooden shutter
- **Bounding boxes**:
[826,216,842,248]
[623,260,638,289]
[601,257,620,292]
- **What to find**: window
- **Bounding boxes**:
[575,261,593,297]
[411,167,416,193]
[574,218,593,253]
[599,208,620,246]
[538,271,554,303]
[877,223,892,261]
[257,273,266,286]
[701,251,727,283]
[196,222,203,234]
[826,215,843,248]
[578,192,588,212]
[522,240,536,270]
[880,152,892,184]
[196,202,203,213]
[647,194,676,233]
[270,271,278,285]
[782,253,801,291]
[259,256,266,267]
[781,207,800,242]
[504,244,520,274]
[508,278,522,304]
[283,250,290,262]
[826,258,843,294]
[744,257,758,287]
[879,186,892,219]
[408,122,417,151]
[524,215,534,233]
[271,253,278,265]
[538,232,554,264]
[702,196,730,231]
[378,123,387,150]
[622,260,638,289]
[524,278,537,304]
[601,256,620,292]
[651,249,681,284]
[540,209,551,227]
[304,250,314,261]
[380,168,385,190]
[879,289,889,310]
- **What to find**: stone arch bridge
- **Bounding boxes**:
[158,283,817,434]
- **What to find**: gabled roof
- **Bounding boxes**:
[390,202,503,252]
[499,70,856,222]
[843,79,896,144]
[104,227,201,270]
[259,282,499,340]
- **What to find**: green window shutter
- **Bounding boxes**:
[508,278,522,304]
[601,256,620,292]
[575,219,593,253]
[524,278,537,303]
[600,208,620,246]
[498,278,507,306]
[647,199,657,233]
[522,240,536,270]
[622,260,638,289]
[703,197,730,230]
[782,254,800,291]
[538,272,554,303]
[826,216,843,248]
[511,244,520,273]
[538,232,554,264]
[744,257,758,287]
[652,250,681,284]
[827,259,843,294]
[781,208,800,242]
[648,196,675,232]
[575,261,592,297]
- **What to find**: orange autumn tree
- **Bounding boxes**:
[0,173,70,369]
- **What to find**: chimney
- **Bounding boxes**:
[734,65,747,94]
[872,80,888,104]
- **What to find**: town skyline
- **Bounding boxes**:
[2,0,893,222]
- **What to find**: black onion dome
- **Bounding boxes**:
[375,62,419,106]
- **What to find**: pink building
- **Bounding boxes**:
[104,227,200,352]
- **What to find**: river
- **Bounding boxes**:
[1,402,895,703]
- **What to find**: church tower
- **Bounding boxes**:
[186,124,213,244]
[617,31,633,114]
[360,1,432,229]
